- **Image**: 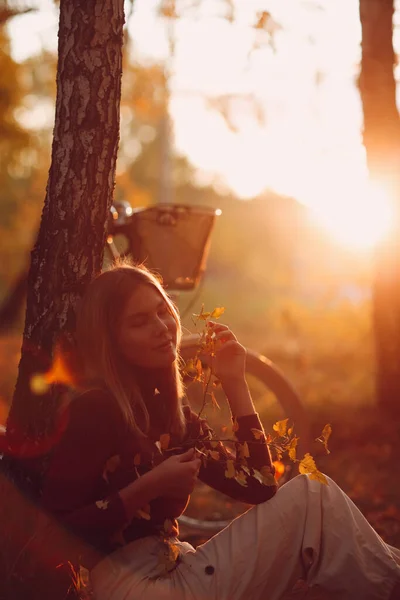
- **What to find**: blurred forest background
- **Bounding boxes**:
[0,0,399,547]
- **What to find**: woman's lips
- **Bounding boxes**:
[155,339,174,351]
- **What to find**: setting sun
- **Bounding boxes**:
[308,181,394,250]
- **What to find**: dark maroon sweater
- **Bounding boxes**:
[41,389,277,563]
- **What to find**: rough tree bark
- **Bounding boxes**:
[359,0,400,413]
[8,0,125,440]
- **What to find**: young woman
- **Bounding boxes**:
[40,263,400,600]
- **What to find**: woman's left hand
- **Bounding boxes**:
[207,322,246,385]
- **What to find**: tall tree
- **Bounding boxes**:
[359,0,400,412]
[7,0,125,441]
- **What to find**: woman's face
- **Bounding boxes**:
[116,283,178,369]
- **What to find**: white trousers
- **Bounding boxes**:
[90,475,400,600]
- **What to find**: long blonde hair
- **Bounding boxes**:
[75,261,186,440]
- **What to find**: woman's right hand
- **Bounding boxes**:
[151,448,201,498]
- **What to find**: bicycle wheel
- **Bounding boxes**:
[178,335,310,540]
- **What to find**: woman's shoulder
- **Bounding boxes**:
[67,387,123,429]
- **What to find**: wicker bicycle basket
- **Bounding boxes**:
[114,204,220,290]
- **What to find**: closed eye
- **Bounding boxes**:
[158,304,169,317]
[128,316,147,327]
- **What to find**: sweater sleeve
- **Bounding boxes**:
[183,407,278,504]
[41,391,129,537]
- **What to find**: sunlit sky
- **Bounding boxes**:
[6,0,400,250]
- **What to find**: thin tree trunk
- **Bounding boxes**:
[8,0,125,440]
[359,0,400,412]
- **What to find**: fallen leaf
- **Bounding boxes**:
[251,428,264,440]
[238,441,250,459]
[273,418,289,437]
[193,305,212,321]
[211,307,225,319]
[163,518,174,535]
[225,459,235,479]
[208,450,220,461]
[299,453,328,485]
[299,453,317,475]
[235,470,248,487]
[253,466,276,486]
[315,424,332,455]
[135,504,151,520]
[288,437,299,462]
[309,470,328,485]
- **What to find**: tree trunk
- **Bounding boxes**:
[8,0,125,440]
[359,0,400,413]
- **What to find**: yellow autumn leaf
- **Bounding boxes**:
[299,453,317,475]
[156,541,180,576]
[238,441,250,459]
[315,424,332,455]
[273,418,289,437]
[253,466,276,487]
[255,10,270,30]
[136,504,151,520]
[167,541,180,562]
[235,470,248,487]
[193,305,212,321]
[298,454,328,485]
[195,359,203,381]
[163,518,174,534]
[208,450,220,461]
[288,437,299,462]
[210,307,225,319]
[225,459,235,479]
[251,428,264,440]
[159,433,171,451]
[184,358,196,376]
[261,465,277,484]
[309,470,328,485]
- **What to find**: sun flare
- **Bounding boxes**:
[308,181,394,250]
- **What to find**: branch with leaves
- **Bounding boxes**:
[181,305,332,486]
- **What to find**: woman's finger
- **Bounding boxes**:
[179,448,196,462]
[214,330,237,342]
[208,321,230,332]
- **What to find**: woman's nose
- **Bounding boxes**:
[154,316,169,334]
